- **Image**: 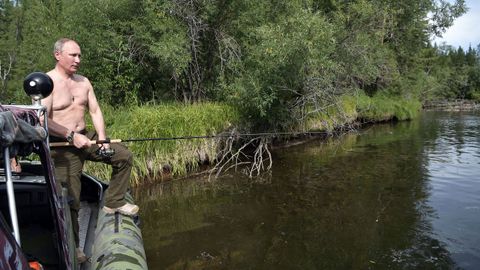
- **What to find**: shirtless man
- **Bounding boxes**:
[41,38,139,263]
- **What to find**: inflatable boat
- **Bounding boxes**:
[0,73,148,270]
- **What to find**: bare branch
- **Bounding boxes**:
[209,131,273,180]
[0,53,14,94]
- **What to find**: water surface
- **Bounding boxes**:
[136,111,480,269]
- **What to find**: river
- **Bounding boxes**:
[136,111,480,270]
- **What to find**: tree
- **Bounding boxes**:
[0,0,21,102]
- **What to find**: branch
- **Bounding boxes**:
[0,53,14,92]
[209,132,273,180]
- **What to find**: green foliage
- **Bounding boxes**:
[0,0,17,99]
[424,45,480,101]
[330,0,399,95]
[224,5,337,129]
[9,0,66,101]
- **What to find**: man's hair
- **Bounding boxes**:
[53,38,77,54]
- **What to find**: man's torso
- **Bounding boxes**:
[48,71,90,132]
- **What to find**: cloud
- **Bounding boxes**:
[433,0,480,49]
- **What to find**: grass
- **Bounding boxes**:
[355,92,421,122]
[83,102,239,185]
[304,95,359,132]
[304,92,421,132]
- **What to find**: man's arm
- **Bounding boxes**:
[86,79,107,142]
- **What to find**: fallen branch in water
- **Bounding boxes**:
[209,131,272,180]
[248,137,272,178]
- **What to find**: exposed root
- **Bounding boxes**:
[209,131,272,180]
[247,138,272,178]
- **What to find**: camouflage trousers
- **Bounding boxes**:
[50,130,133,246]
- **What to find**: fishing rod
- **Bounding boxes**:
[48,130,333,147]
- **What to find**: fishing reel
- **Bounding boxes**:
[96,147,115,159]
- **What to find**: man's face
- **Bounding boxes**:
[55,41,81,74]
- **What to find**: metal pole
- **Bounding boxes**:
[3,147,21,246]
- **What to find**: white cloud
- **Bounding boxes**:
[433,0,480,49]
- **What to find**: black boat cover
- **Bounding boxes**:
[0,106,46,158]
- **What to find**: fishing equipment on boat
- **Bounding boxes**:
[96,147,115,159]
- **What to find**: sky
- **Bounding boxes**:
[433,0,480,49]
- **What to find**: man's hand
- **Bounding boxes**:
[96,143,115,158]
[72,133,92,148]
[98,142,110,150]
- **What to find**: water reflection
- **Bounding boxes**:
[422,112,480,269]
[136,111,480,270]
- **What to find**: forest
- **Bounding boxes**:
[1,0,478,132]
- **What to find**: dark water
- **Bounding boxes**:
[136,111,480,270]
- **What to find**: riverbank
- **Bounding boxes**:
[423,99,479,111]
[84,94,421,186]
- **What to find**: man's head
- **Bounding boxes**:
[53,38,81,75]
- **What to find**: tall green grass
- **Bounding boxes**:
[304,92,421,131]
[305,95,359,132]
[84,102,238,185]
[355,93,421,122]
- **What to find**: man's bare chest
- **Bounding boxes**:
[52,81,88,110]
